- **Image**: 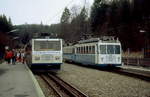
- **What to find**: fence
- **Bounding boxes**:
[122,58,150,67]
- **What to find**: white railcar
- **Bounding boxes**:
[26,38,62,70]
[63,46,75,62]
[63,37,122,67]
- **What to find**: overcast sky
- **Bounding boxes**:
[0,0,94,25]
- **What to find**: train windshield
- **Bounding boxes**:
[100,45,120,54]
[114,45,120,54]
[34,40,61,51]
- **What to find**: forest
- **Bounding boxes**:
[0,0,150,51]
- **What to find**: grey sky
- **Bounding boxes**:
[0,0,94,25]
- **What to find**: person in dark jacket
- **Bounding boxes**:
[12,49,17,65]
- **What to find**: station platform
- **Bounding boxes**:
[0,62,45,97]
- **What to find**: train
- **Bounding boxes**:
[25,38,63,70]
[63,36,122,67]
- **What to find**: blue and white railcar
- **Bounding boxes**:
[63,37,122,67]
[27,38,62,70]
[63,46,75,62]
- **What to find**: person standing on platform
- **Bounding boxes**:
[19,51,22,62]
[5,49,13,64]
[21,50,25,64]
[4,50,9,63]
[12,49,16,65]
[17,51,21,62]
[9,50,13,64]
[16,51,20,62]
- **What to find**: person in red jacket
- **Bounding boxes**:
[5,50,13,64]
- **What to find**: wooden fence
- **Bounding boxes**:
[122,58,150,67]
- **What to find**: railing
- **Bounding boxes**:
[122,58,150,67]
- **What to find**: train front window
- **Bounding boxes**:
[100,45,106,54]
[34,40,61,51]
[115,45,120,54]
[107,45,114,54]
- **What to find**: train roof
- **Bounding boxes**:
[32,38,62,41]
[78,36,120,44]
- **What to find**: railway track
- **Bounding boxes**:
[39,73,88,97]
[111,68,150,82]
[65,62,150,82]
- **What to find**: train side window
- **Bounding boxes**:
[85,46,87,54]
[69,48,71,54]
[81,47,83,54]
[70,48,72,54]
[79,47,80,54]
[88,46,90,54]
[92,46,95,54]
[79,47,81,54]
[72,48,74,54]
[70,48,71,54]
[79,47,81,53]
[89,46,92,54]
[83,47,84,54]
[87,46,89,54]
[82,47,84,54]
[86,46,88,54]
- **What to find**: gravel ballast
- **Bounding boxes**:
[56,63,150,97]
[35,75,57,97]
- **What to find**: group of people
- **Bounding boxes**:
[4,49,25,65]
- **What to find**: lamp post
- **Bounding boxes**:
[140,29,147,58]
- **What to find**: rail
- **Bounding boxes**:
[40,73,88,97]
[113,68,150,82]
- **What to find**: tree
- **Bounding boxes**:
[90,0,109,35]
[78,6,88,39]
[60,7,71,42]
[61,7,71,24]
[0,15,13,57]
[90,0,150,51]
[0,14,13,32]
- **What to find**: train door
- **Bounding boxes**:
[73,47,76,61]
[99,44,107,65]
[96,44,99,64]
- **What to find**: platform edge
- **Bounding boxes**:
[24,64,45,97]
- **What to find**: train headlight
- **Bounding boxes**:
[35,56,40,60]
[55,56,60,60]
